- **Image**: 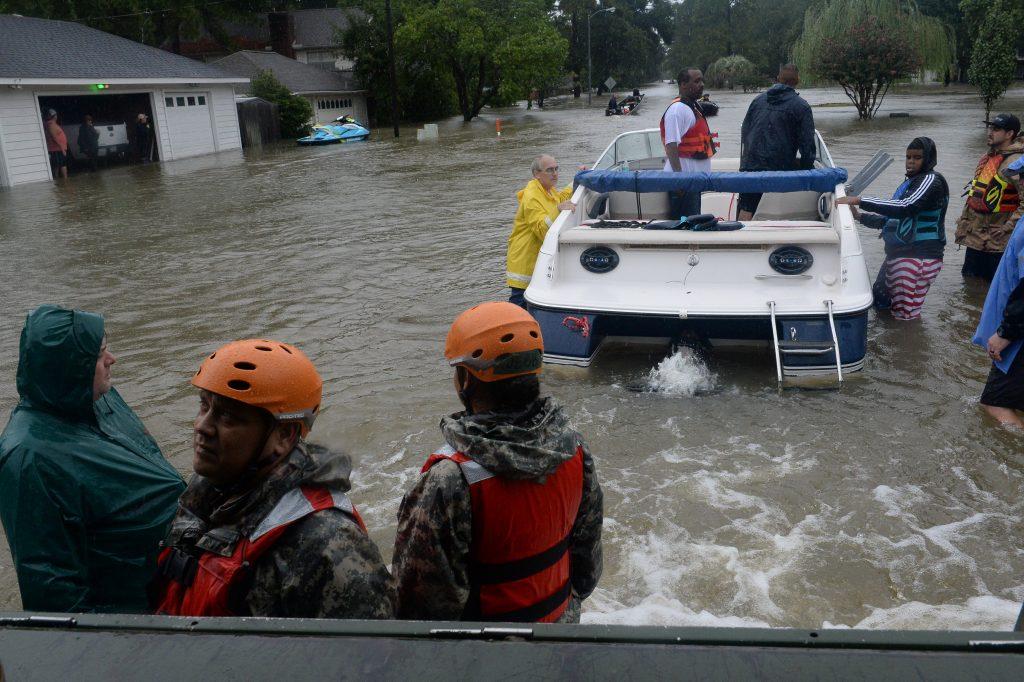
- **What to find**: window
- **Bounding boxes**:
[187,96,196,106]
[165,97,174,107]
[197,95,206,105]
[176,97,185,106]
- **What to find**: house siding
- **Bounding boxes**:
[211,85,241,151]
[0,84,243,188]
[0,90,51,187]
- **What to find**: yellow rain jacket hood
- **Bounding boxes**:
[506,178,573,289]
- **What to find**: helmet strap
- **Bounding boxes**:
[456,367,476,415]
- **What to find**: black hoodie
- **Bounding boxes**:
[740,84,816,171]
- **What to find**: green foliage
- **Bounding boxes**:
[966,0,1023,117]
[793,0,955,119]
[705,54,762,91]
[337,0,457,124]
[250,70,313,138]
[563,0,670,92]
[0,0,281,53]
[665,0,814,79]
[397,0,567,121]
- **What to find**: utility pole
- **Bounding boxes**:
[587,7,615,106]
[385,0,399,138]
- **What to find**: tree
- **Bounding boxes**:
[793,0,955,119]
[250,70,313,138]
[397,0,567,122]
[706,54,761,91]
[966,0,1023,118]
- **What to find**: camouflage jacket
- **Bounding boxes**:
[392,397,603,622]
[159,443,395,619]
[954,141,1024,252]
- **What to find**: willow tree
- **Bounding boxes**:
[792,0,955,119]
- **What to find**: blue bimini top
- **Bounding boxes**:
[574,168,848,194]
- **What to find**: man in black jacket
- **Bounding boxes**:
[738,64,816,220]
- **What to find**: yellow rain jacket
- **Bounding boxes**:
[506,179,574,289]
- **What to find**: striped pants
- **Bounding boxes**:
[885,257,942,320]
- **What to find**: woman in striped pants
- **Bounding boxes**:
[838,137,950,320]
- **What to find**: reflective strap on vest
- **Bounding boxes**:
[251,486,357,541]
[506,271,532,285]
[482,580,572,623]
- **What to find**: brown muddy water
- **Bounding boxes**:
[1,82,1023,629]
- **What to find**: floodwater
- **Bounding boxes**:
[1,82,1023,629]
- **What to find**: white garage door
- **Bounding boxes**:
[163,92,216,158]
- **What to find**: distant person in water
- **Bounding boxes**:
[607,93,619,113]
[737,64,816,220]
[838,138,949,321]
[134,113,152,163]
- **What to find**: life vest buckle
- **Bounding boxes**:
[159,547,199,587]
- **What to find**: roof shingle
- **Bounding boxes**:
[211,51,361,94]
[0,14,244,80]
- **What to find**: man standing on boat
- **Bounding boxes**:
[151,340,395,618]
[506,155,576,308]
[955,113,1023,281]
[737,64,816,221]
[392,302,604,623]
[661,68,718,219]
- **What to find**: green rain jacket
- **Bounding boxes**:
[0,305,185,613]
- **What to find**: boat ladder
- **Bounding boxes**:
[768,300,844,384]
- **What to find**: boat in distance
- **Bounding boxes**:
[523,128,872,382]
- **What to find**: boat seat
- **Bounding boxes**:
[751,191,822,221]
[606,190,673,219]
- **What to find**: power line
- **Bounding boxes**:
[80,0,234,22]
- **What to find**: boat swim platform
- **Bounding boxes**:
[1,612,1021,680]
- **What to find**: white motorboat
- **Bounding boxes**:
[523,128,873,381]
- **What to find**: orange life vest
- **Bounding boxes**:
[660,97,719,160]
[966,151,1020,214]
[422,444,584,623]
[152,485,366,617]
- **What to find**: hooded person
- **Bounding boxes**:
[972,157,1024,428]
[737,64,816,220]
[837,137,949,321]
[392,302,603,623]
[149,339,395,618]
[0,305,185,613]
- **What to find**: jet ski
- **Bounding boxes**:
[297,116,370,145]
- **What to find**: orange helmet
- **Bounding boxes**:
[192,339,322,436]
[445,302,544,382]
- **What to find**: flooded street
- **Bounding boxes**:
[1,82,1023,629]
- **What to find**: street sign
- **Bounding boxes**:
[604,77,616,90]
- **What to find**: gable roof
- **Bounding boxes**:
[0,14,246,84]
[211,51,362,95]
[290,8,364,49]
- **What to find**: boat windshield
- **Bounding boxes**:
[594,130,664,170]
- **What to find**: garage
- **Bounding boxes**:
[38,93,156,171]
[161,91,216,158]
[0,14,247,188]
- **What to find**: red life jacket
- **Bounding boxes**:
[660,97,719,160]
[422,444,584,623]
[153,485,366,617]
[966,151,1021,214]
